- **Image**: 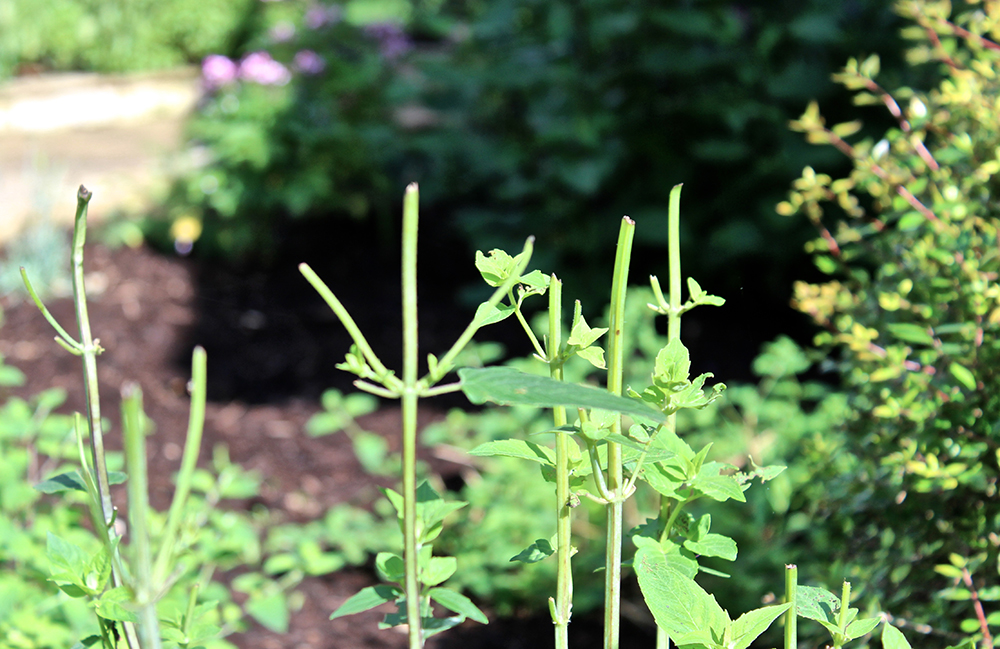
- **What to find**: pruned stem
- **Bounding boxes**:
[603,215,634,649]
[401,183,423,649]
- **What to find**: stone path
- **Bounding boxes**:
[0,68,202,244]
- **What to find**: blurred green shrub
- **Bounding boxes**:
[155,0,402,259]
[778,0,1000,640]
[160,0,912,293]
[0,0,255,78]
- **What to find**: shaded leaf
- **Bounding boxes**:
[459,367,665,423]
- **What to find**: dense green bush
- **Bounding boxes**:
[161,0,913,301]
[778,0,1000,641]
[0,0,254,78]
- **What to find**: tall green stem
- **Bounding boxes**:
[401,183,423,649]
[785,565,798,649]
[122,384,162,649]
[548,276,572,649]
[656,184,684,649]
[604,216,635,649]
[71,187,114,529]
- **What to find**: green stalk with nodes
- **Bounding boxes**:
[24,186,211,649]
[304,183,529,648]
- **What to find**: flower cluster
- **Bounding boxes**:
[201,48,325,91]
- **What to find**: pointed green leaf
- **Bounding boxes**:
[684,533,738,561]
[330,585,401,620]
[635,546,728,640]
[94,586,139,623]
[422,556,457,587]
[575,345,607,369]
[845,616,882,641]
[654,339,691,384]
[246,592,289,633]
[887,323,934,345]
[731,604,793,649]
[691,462,746,502]
[511,538,554,563]
[36,471,88,494]
[567,314,608,348]
[458,367,665,423]
[474,301,516,326]
[46,532,89,574]
[375,552,405,582]
[797,585,840,622]
[882,624,912,649]
[949,362,977,390]
[469,439,556,466]
[428,588,489,624]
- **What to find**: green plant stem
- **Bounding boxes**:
[60,186,141,649]
[656,185,683,649]
[153,346,208,588]
[785,564,797,649]
[836,581,851,649]
[401,183,423,649]
[122,383,162,649]
[548,275,572,649]
[70,186,114,530]
[604,216,635,649]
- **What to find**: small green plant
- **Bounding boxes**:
[9,187,295,648]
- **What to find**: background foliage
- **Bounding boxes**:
[777,0,1000,642]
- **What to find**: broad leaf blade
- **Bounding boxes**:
[458,367,665,423]
[428,587,489,624]
[634,546,728,639]
[469,439,556,466]
[330,585,401,620]
[731,604,792,649]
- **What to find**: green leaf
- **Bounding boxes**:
[796,586,840,623]
[246,592,289,633]
[428,587,489,624]
[634,545,728,640]
[654,339,691,384]
[422,556,457,587]
[94,586,138,623]
[330,585,401,620]
[684,533,738,561]
[511,538,554,563]
[46,532,89,575]
[691,462,746,503]
[36,471,88,494]
[567,314,608,348]
[474,301,515,326]
[887,323,934,345]
[375,552,405,582]
[845,616,882,641]
[882,624,912,649]
[574,345,607,369]
[949,362,977,390]
[731,604,792,649]
[469,439,556,466]
[458,367,665,423]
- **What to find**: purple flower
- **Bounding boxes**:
[201,54,238,90]
[364,23,412,60]
[293,50,325,75]
[269,21,296,43]
[305,4,341,29]
[239,51,292,86]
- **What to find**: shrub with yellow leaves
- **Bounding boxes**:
[779,0,1000,642]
